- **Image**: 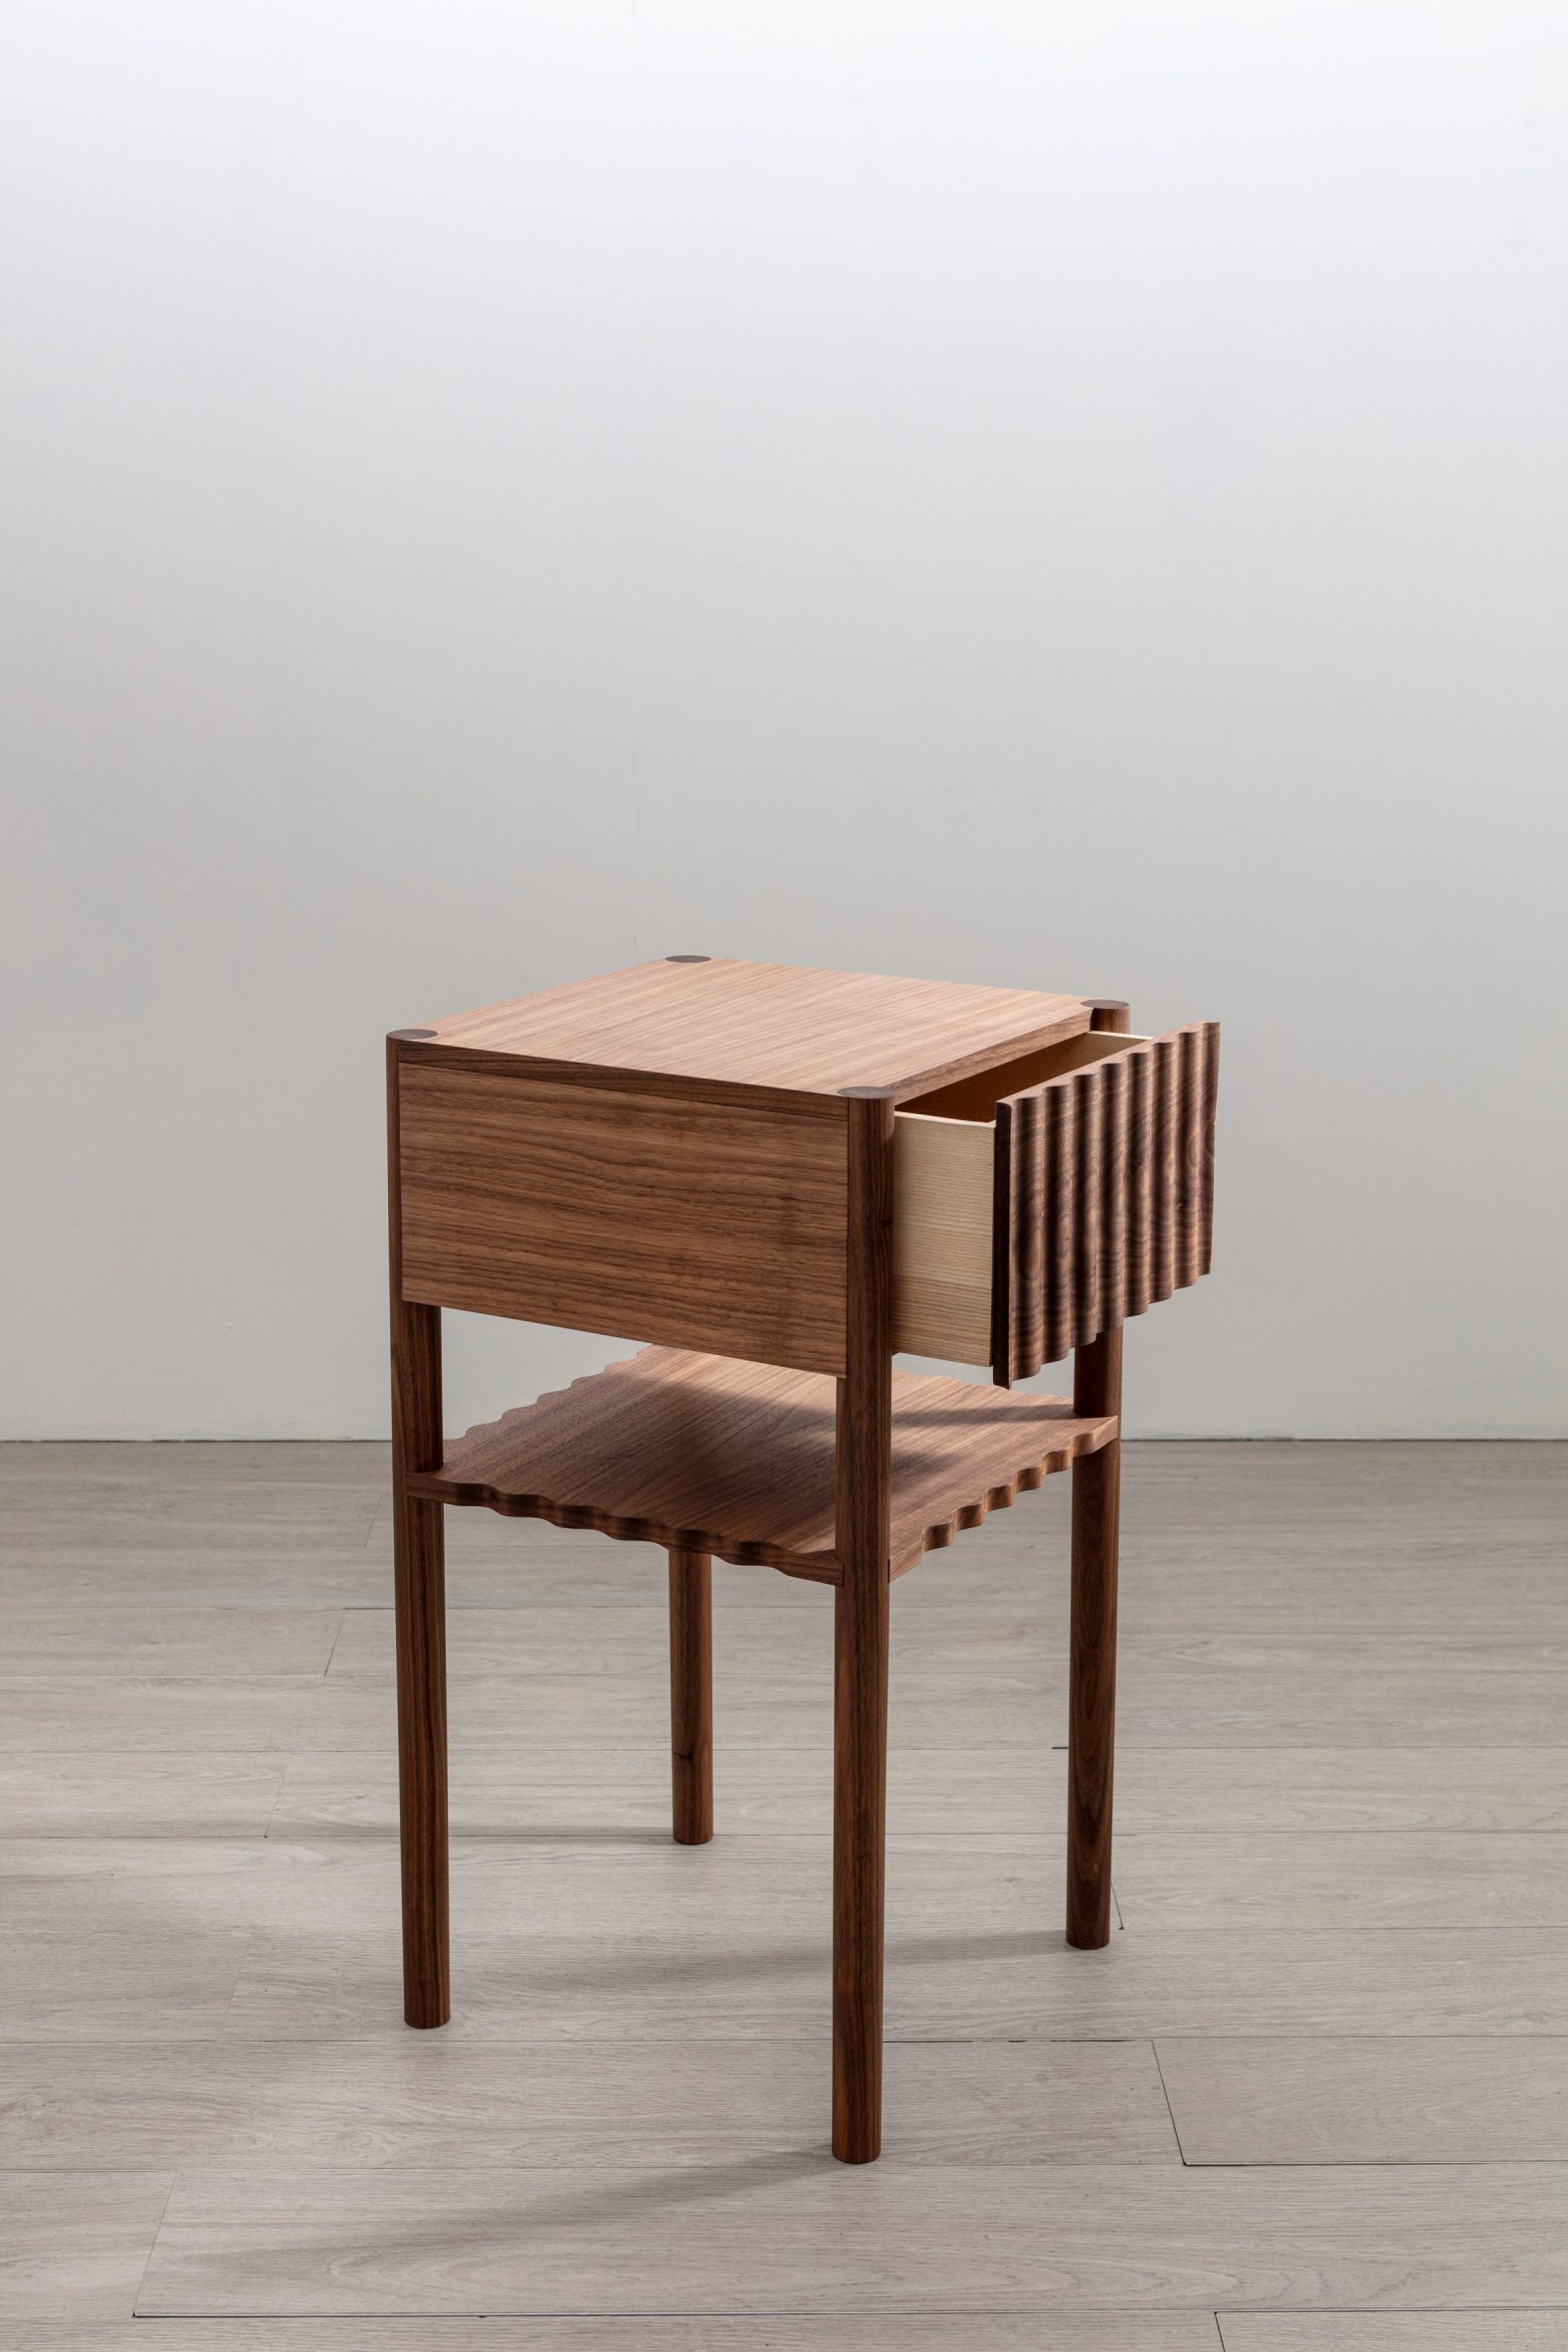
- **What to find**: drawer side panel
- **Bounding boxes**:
[891,1112,994,1364]
[397,1062,849,1375]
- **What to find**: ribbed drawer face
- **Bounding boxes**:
[892,1023,1220,1384]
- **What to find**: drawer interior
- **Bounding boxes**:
[901,1029,1151,1124]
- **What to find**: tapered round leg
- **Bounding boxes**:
[394,1477,450,2024]
[388,1038,450,2030]
[833,1563,888,2162]
[832,1090,894,2164]
[1068,1326,1121,1950]
[668,1546,713,1845]
[390,1294,450,2027]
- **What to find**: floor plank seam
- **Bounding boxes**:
[135,2305,1266,2324]
[1191,2157,1568,2169]
[129,2168,180,2327]
[1150,2038,1190,2166]
[318,1614,349,1678]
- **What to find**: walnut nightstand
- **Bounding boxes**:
[385,956,1219,2163]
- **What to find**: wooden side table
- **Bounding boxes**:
[386,958,1219,2163]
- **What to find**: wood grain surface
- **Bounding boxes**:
[5,1437,1565,2333]
[832,1092,895,2162]
[667,1547,712,1846]
[403,958,1092,1100]
[0,2173,175,2321]
[891,1036,1141,1368]
[198,1924,1568,2047]
[386,1039,449,2032]
[396,1058,849,1375]
[134,2161,1568,2316]
[412,1347,1114,1581]
[1064,999,1128,1950]
[0,2320,1233,2351]
[257,1741,1568,1842]
[891,1105,995,1362]
[1159,2033,1568,2164]
[994,1019,1220,1380]
[899,1025,1143,1123]
[1067,1325,1122,1948]
[1219,2319,1568,2351]
[13,1652,1568,1753]
[891,1017,1219,1374]
[0,2038,1175,2170]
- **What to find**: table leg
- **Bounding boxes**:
[1067,1323,1121,1950]
[832,1090,894,2163]
[833,1548,889,2162]
[391,1298,449,2027]
[388,1035,449,2030]
[669,1545,713,1845]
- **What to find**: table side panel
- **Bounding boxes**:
[395,1061,850,1375]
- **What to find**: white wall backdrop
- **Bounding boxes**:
[3,1,1565,1439]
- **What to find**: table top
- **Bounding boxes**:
[402,957,1097,1102]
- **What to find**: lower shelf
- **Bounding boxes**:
[409,1347,1116,1583]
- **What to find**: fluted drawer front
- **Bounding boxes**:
[993,1022,1219,1382]
[891,1021,1219,1383]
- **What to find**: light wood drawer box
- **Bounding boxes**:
[893,1022,1220,1383]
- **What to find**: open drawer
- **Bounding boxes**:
[893,1022,1220,1384]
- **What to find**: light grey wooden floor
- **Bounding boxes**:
[1,1439,1565,2350]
